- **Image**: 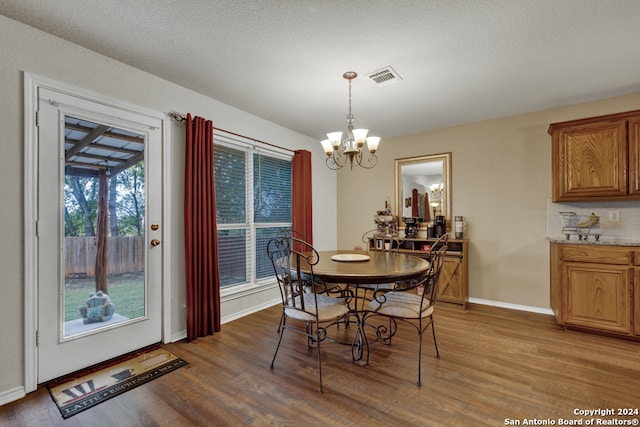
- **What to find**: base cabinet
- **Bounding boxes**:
[369,236,468,309]
[635,256,640,336]
[562,262,630,334]
[551,242,640,339]
[438,256,466,307]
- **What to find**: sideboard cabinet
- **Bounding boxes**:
[550,242,640,339]
[548,110,640,201]
[369,235,468,309]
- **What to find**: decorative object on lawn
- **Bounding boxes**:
[79,291,115,324]
[47,347,188,419]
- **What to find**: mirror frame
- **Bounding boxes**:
[395,152,452,231]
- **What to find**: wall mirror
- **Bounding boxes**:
[395,152,452,230]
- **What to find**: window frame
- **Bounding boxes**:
[214,134,293,297]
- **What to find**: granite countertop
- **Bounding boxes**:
[547,236,640,247]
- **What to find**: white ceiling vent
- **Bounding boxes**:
[366,66,402,87]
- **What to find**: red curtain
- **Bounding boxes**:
[184,114,220,341]
[412,188,419,217]
[292,150,313,244]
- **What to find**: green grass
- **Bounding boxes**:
[64,272,145,322]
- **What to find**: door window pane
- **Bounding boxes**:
[63,116,146,337]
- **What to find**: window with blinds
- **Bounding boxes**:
[214,137,292,288]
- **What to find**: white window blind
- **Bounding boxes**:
[214,134,292,288]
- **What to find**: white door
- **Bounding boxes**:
[37,88,163,382]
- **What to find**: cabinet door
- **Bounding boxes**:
[635,268,640,336]
[634,251,640,336]
[437,256,463,305]
[552,119,627,200]
[629,118,640,196]
[562,262,630,334]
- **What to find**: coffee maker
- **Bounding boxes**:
[435,215,446,238]
[374,214,396,236]
[403,217,424,238]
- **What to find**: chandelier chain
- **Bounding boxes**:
[347,77,353,122]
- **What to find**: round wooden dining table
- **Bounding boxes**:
[308,250,430,285]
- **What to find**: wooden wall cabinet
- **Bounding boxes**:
[629,118,640,196]
[550,242,640,339]
[635,251,640,336]
[369,236,468,309]
[549,110,640,201]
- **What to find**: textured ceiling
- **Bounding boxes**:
[3,0,640,141]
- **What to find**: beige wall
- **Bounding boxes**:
[337,93,640,309]
[0,15,337,402]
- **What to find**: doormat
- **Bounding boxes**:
[47,347,188,419]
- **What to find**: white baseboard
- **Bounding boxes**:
[167,298,281,342]
[0,386,25,407]
[468,298,554,315]
[168,331,187,343]
[221,298,280,324]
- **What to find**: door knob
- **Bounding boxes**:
[150,239,161,246]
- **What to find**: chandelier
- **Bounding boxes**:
[320,71,381,170]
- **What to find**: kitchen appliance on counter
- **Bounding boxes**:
[402,217,425,238]
[455,216,464,239]
[435,215,446,238]
[374,213,397,236]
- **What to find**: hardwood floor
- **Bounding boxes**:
[2,303,640,426]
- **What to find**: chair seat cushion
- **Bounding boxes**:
[286,293,350,322]
[367,291,433,318]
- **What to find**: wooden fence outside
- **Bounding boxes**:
[65,236,145,278]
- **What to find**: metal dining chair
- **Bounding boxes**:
[270,230,347,333]
[363,233,449,386]
[267,234,350,393]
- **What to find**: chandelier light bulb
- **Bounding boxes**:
[327,132,342,150]
[352,128,369,148]
[320,139,334,156]
[366,136,380,153]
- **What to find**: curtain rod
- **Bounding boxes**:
[167,112,296,153]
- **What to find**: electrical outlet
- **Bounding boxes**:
[608,211,620,222]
